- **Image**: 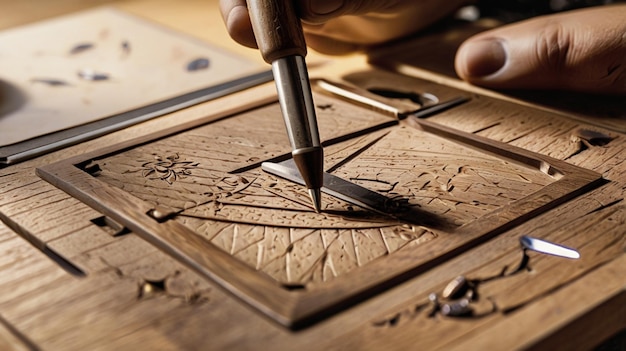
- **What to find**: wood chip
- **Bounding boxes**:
[441,299,472,317]
[574,128,614,146]
[442,275,468,300]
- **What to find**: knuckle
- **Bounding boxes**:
[533,21,626,93]
[534,22,572,74]
[597,33,626,92]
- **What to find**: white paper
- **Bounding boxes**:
[0,7,262,147]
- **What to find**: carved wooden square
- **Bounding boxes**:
[37,79,603,328]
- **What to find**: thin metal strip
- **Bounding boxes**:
[0,70,274,167]
[520,236,580,259]
[262,159,393,216]
[262,159,452,228]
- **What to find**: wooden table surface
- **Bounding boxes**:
[0,1,624,350]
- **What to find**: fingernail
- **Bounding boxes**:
[311,0,343,15]
[460,38,507,77]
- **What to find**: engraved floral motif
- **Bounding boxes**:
[134,153,199,185]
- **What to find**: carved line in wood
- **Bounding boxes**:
[91,111,556,282]
[36,84,604,328]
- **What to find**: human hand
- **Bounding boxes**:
[219,0,468,55]
[455,5,626,95]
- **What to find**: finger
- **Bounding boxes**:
[455,5,626,95]
[219,0,257,48]
[297,0,401,24]
[304,31,363,55]
[302,0,467,49]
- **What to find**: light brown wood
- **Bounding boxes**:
[0,1,624,350]
[35,75,604,328]
[449,253,626,351]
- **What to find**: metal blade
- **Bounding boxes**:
[262,159,455,229]
[1,69,274,167]
[520,236,580,259]
[408,96,470,119]
[261,159,395,216]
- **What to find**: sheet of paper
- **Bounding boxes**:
[0,7,263,147]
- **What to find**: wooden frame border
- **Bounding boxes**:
[37,90,604,329]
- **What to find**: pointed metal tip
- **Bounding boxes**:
[308,188,322,213]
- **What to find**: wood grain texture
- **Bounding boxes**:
[1,72,621,349]
[36,77,604,328]
[0,1,623,349]
[0,224,40,351]
[448,254,626,351]
[319,179,625,351]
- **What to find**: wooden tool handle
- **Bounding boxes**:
[247,0,307,63]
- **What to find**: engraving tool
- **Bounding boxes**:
[247,0,324,212]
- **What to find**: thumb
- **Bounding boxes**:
[455,5,626,95]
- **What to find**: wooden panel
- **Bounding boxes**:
[0,222,59,351]
[0,1,621,349]
[36,76,603,328]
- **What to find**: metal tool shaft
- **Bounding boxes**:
[247,0,323,212]
[272,56,323,209]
